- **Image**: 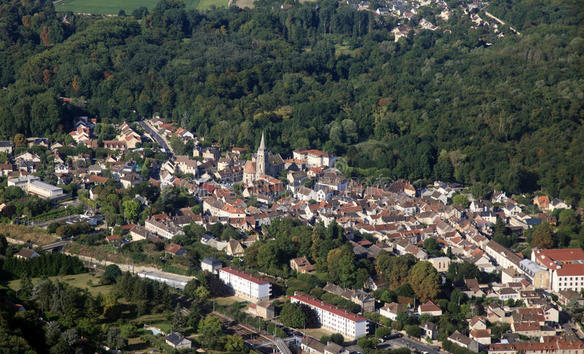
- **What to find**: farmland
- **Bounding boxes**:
[54,0,229,15]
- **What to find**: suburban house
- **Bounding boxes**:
[323,282,375,313]
[418,301,442,316]
[290,256,316,274]
[448,330,479,352]
[165,333,191,349]
[15,248,40,260]
[380,302,405,321]
[201,257,223,274]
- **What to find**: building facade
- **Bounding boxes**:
[219,267,271,303]
[290,292,368,339]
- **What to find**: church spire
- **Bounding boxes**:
[258,131,265,152]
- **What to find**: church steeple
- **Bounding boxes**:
[258,131,265,152]
[256,131,267,177]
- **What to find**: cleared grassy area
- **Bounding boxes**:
[234,0,255,8]
[214,295,251,308]
[4,224,59,246]
[301,327,335,340]
[54,0,227,14]
[8,272,113,297]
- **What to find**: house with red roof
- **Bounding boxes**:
[418,300,442,316]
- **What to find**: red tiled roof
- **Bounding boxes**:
[165,243,183,254]
[220,267,270,285]
[290,293,366,323]
[470,329,491,338]
[556,263,584,276]
[88,175,109,184]
[535,248,584,264]
[419,301,441,313]
[490,338,584,352]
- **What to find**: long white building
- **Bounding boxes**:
[8,176,63,199]
[290,292,368,339]
[219,267,271,303]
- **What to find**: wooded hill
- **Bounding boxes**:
[0,0,582,203]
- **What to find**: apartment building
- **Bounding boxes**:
[290,292,368,339]
[532,249,584,292]
[219,267,271,303]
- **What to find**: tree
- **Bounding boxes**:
[279,302,306,328]
[327,245,356,286]
[198,315,223,349]
[102,265,122,285]
[224,335,246,352]
[452,193,469,208]
[531,223,554,248]
[13,133,25,147]
[405,324,421,338]
[446,262,480,285]
[408,261,440,302]
[375,326,391,339]
[122,199,141,223]
[376,253,416,290]
[423,238,440,255]
[330,333,344,345]
[105,327,126,349]
[172,305,187,331]
[19,276,34,299]
[357,337,376,349]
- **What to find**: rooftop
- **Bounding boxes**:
[220,267,270,285]
[291,292,367,323]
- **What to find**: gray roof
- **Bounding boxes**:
[165,332,189,345]
[202,257,222,266]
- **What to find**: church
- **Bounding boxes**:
[243,132,284,185]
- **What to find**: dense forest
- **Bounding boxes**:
[0,0,582,202]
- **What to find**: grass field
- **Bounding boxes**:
[54,0,228,15]
[8,272,113,297]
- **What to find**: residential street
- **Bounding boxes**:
[137,120,174,156]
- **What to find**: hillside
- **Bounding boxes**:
[0,0,582,202]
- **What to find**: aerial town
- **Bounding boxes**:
[0,116,581,353]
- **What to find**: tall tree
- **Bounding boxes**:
[408,261,440,302]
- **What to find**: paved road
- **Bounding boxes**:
[137,120,173,156]
[381,336,441,353]
[30,214,83,228]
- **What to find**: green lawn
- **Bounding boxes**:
[8,272,113,297]
[54,0,228,14]
[135,313,172,333]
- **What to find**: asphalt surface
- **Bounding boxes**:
[137,120,173,156]
[379,336,442,353]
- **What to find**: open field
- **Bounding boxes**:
[7,272,113,297]
[54,0,228,14]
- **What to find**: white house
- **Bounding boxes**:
[201,257,223,274]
